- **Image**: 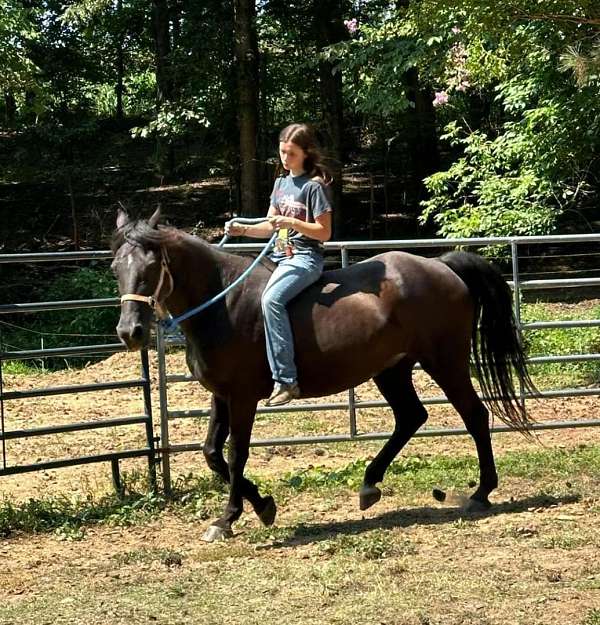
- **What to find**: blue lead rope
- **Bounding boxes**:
[160,218,276,333]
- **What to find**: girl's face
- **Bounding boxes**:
[279,141,306,174]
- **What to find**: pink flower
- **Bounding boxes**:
[344,18,358,34]
[433,91,449,107]
[452,26,461,35]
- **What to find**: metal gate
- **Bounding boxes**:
[0,250,157,491]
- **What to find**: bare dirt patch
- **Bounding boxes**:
[1,351,600,624]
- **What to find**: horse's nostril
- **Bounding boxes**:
[131,324,144,340]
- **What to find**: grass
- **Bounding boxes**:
[521,301,600,389]
[583,610,600,625]
[1,444,599,538]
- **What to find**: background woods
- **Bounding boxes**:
[0,1,599,253]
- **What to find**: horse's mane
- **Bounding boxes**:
[111,219,181,253]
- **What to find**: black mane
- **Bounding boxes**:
[111,220,181,253]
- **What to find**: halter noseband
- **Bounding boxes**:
[120,247,173,320]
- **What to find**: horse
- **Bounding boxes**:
[111,209,534,542]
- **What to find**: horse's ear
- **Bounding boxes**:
[116,209,130,229]
[148,207,161,229]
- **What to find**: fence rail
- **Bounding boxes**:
[1,233,600,495]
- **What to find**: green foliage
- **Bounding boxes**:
[316,528,410,560]
[0,488,165,538]
[131,98,210,141]
[583,609,600,625]
[0,0,40,92]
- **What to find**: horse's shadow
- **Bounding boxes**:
[255,493,579,550]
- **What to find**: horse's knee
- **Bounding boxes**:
[414,405,428,428]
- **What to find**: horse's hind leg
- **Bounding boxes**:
[202,395,275,539]
[423,362,498,510]
[360,361,428,510]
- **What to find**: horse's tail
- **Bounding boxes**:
[439,250,536,434]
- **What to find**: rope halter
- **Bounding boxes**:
[120,247,174,320]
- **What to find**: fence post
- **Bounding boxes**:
[510,239,526,410]
[341,246,358,438]
[140,348,158,492]
[0,331,6,471]
[156,324,172,496]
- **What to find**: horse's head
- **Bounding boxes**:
[111,208,172,350]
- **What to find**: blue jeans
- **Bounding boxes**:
[261,253,324,385]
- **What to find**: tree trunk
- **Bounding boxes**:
[314,0,345,238]
[115,0,124,121]
[405,67,439,203]
[152,0,174,176]
[234,0,260,216]
[4,92,16,127]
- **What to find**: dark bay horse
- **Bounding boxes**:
[111,209,534,542]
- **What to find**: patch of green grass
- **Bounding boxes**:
[0,473,167,537]
[540,532,586,550]
[2,445,599,538]
[1,360,44,375]
[583,609,600,625]
[316,528,414,560]
[521,301,600,389]
[112,547,184,567]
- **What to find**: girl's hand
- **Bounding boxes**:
[225,221,247,236]
[268,215,297,230]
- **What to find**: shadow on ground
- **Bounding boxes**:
[255,492,580,550]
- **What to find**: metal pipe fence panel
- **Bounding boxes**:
[0,251,157,487]
[1,234,600,495]
[155,233,600,493]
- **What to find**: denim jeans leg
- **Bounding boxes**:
[261,254,323,384]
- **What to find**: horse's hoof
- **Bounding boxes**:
[432,488,446,502]
[359,485,382,511]
[201,525,233,543]
[464,497,491,513]
[257,496,277,527]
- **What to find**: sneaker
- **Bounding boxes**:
[266,382,300,406]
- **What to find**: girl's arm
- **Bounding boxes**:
[225,206,277,238]
[269,212,332,242]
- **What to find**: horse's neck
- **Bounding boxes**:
[165,236,254,316]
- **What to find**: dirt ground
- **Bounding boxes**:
[1,352,599,625]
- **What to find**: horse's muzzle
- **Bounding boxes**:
[117,322,147,351]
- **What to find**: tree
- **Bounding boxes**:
[234,0,260,215]
[313,0,347,236]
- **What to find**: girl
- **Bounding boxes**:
[225,123,333,406]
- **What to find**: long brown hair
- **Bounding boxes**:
[275,123,333,185]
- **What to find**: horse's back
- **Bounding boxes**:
[289,251,474,394]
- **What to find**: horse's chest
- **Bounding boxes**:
[185,343,221,393]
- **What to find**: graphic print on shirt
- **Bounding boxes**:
[275,192,307,222]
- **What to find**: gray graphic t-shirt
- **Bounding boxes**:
[269,173,332,257]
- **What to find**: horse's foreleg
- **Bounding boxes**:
[203,395,276,527]
[202,397,275,542]
[360,362,427,510]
